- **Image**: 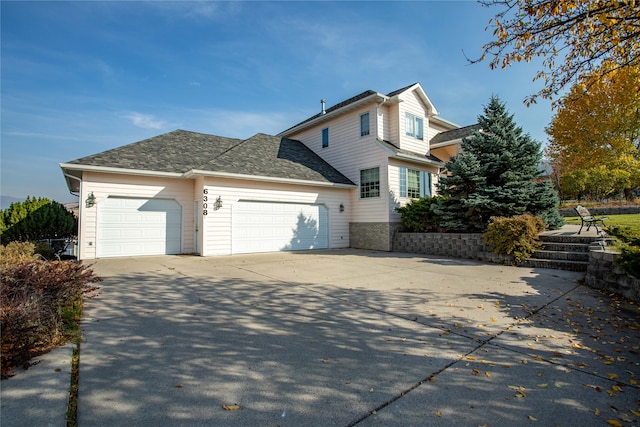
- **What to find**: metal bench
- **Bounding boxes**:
[575,205,607,234]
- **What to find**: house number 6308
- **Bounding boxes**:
[202,189,208,216]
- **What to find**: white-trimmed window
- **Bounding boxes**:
[399,167,431,198]
[322,127,329,148]
[360,112,370,137]
[405,113,424,140]
[360,167,380,198]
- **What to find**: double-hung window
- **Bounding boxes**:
[405,113,424,140]
[360,112,370,137]
[322,128,329,148]
[399,167,431,198]
[360,167,380,199]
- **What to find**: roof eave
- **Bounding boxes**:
[278,93,387,137]
[430,115,460,129]
[186,169,356,188]
[430,138,464,149]
[395,152,445,167]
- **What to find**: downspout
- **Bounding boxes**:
[62,171,82,260]
[63,172,81,197]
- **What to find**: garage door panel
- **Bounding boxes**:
[97,198,182,258]
[232,201,328,254]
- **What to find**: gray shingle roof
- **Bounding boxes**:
[431,124,481,145]
[199,133,354,185]
[65,130,354,186]
[67,130,242,174]
[386,82,419,97]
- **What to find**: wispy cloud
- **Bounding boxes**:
[178,108,292,139]
[120,112,169,130]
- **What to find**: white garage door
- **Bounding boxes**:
[97,197,182,258]
[232,201,328,254]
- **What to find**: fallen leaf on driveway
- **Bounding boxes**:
[223,404,241,411]
[605,420,622,427]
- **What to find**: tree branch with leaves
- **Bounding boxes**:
[473,0,640,105]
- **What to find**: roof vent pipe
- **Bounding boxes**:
[321,99,326,115]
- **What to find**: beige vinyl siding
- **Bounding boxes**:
[78,172,195,260]
[287,105,391,223]
[398,90,430,154]
[201,178,350,256]
[378,104,392,143]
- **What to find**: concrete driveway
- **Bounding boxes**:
[81,249,640,426]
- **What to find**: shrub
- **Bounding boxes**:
[606,226,640,279]
[0,241,38,269]
[483,214,545,262]
[395,196,444,232]
[0,196,77,245]
[1,260,101,377]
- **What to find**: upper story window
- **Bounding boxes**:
[405,113,424,140]
[360,167,380,199]
[360,112,370,137]
[399,167,432,198]
[322,127,329,148]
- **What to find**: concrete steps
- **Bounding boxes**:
[519,234,610,272]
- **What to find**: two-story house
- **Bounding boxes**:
[60,83,475,260]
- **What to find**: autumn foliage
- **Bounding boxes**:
[0,242,100,377]
[546,65,640,200]
[476,0,640,104]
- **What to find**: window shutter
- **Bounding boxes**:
[400,167,407,197]
[419,171,426,198]
[425,172,432,197]
[322,128,329,148]
[416,117,424,140]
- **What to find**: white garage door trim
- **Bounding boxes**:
[232,201,328,254]
[97,197,182,258]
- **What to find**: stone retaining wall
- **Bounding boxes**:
[585,250,640,303]
[394,232,512,264]
[559,206,640,217]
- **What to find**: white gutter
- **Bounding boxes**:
[431,115,460,129]
[185,170,357,188]
[59,163,183,178]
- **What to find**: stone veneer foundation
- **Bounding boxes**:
[349,222,403,252]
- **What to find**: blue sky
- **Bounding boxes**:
[1,1,556,206]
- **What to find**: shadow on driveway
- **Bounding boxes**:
[79,250,640,426]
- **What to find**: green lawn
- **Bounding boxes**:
[563,214,640,234]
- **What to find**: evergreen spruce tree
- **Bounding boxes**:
[434,96,564,232]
